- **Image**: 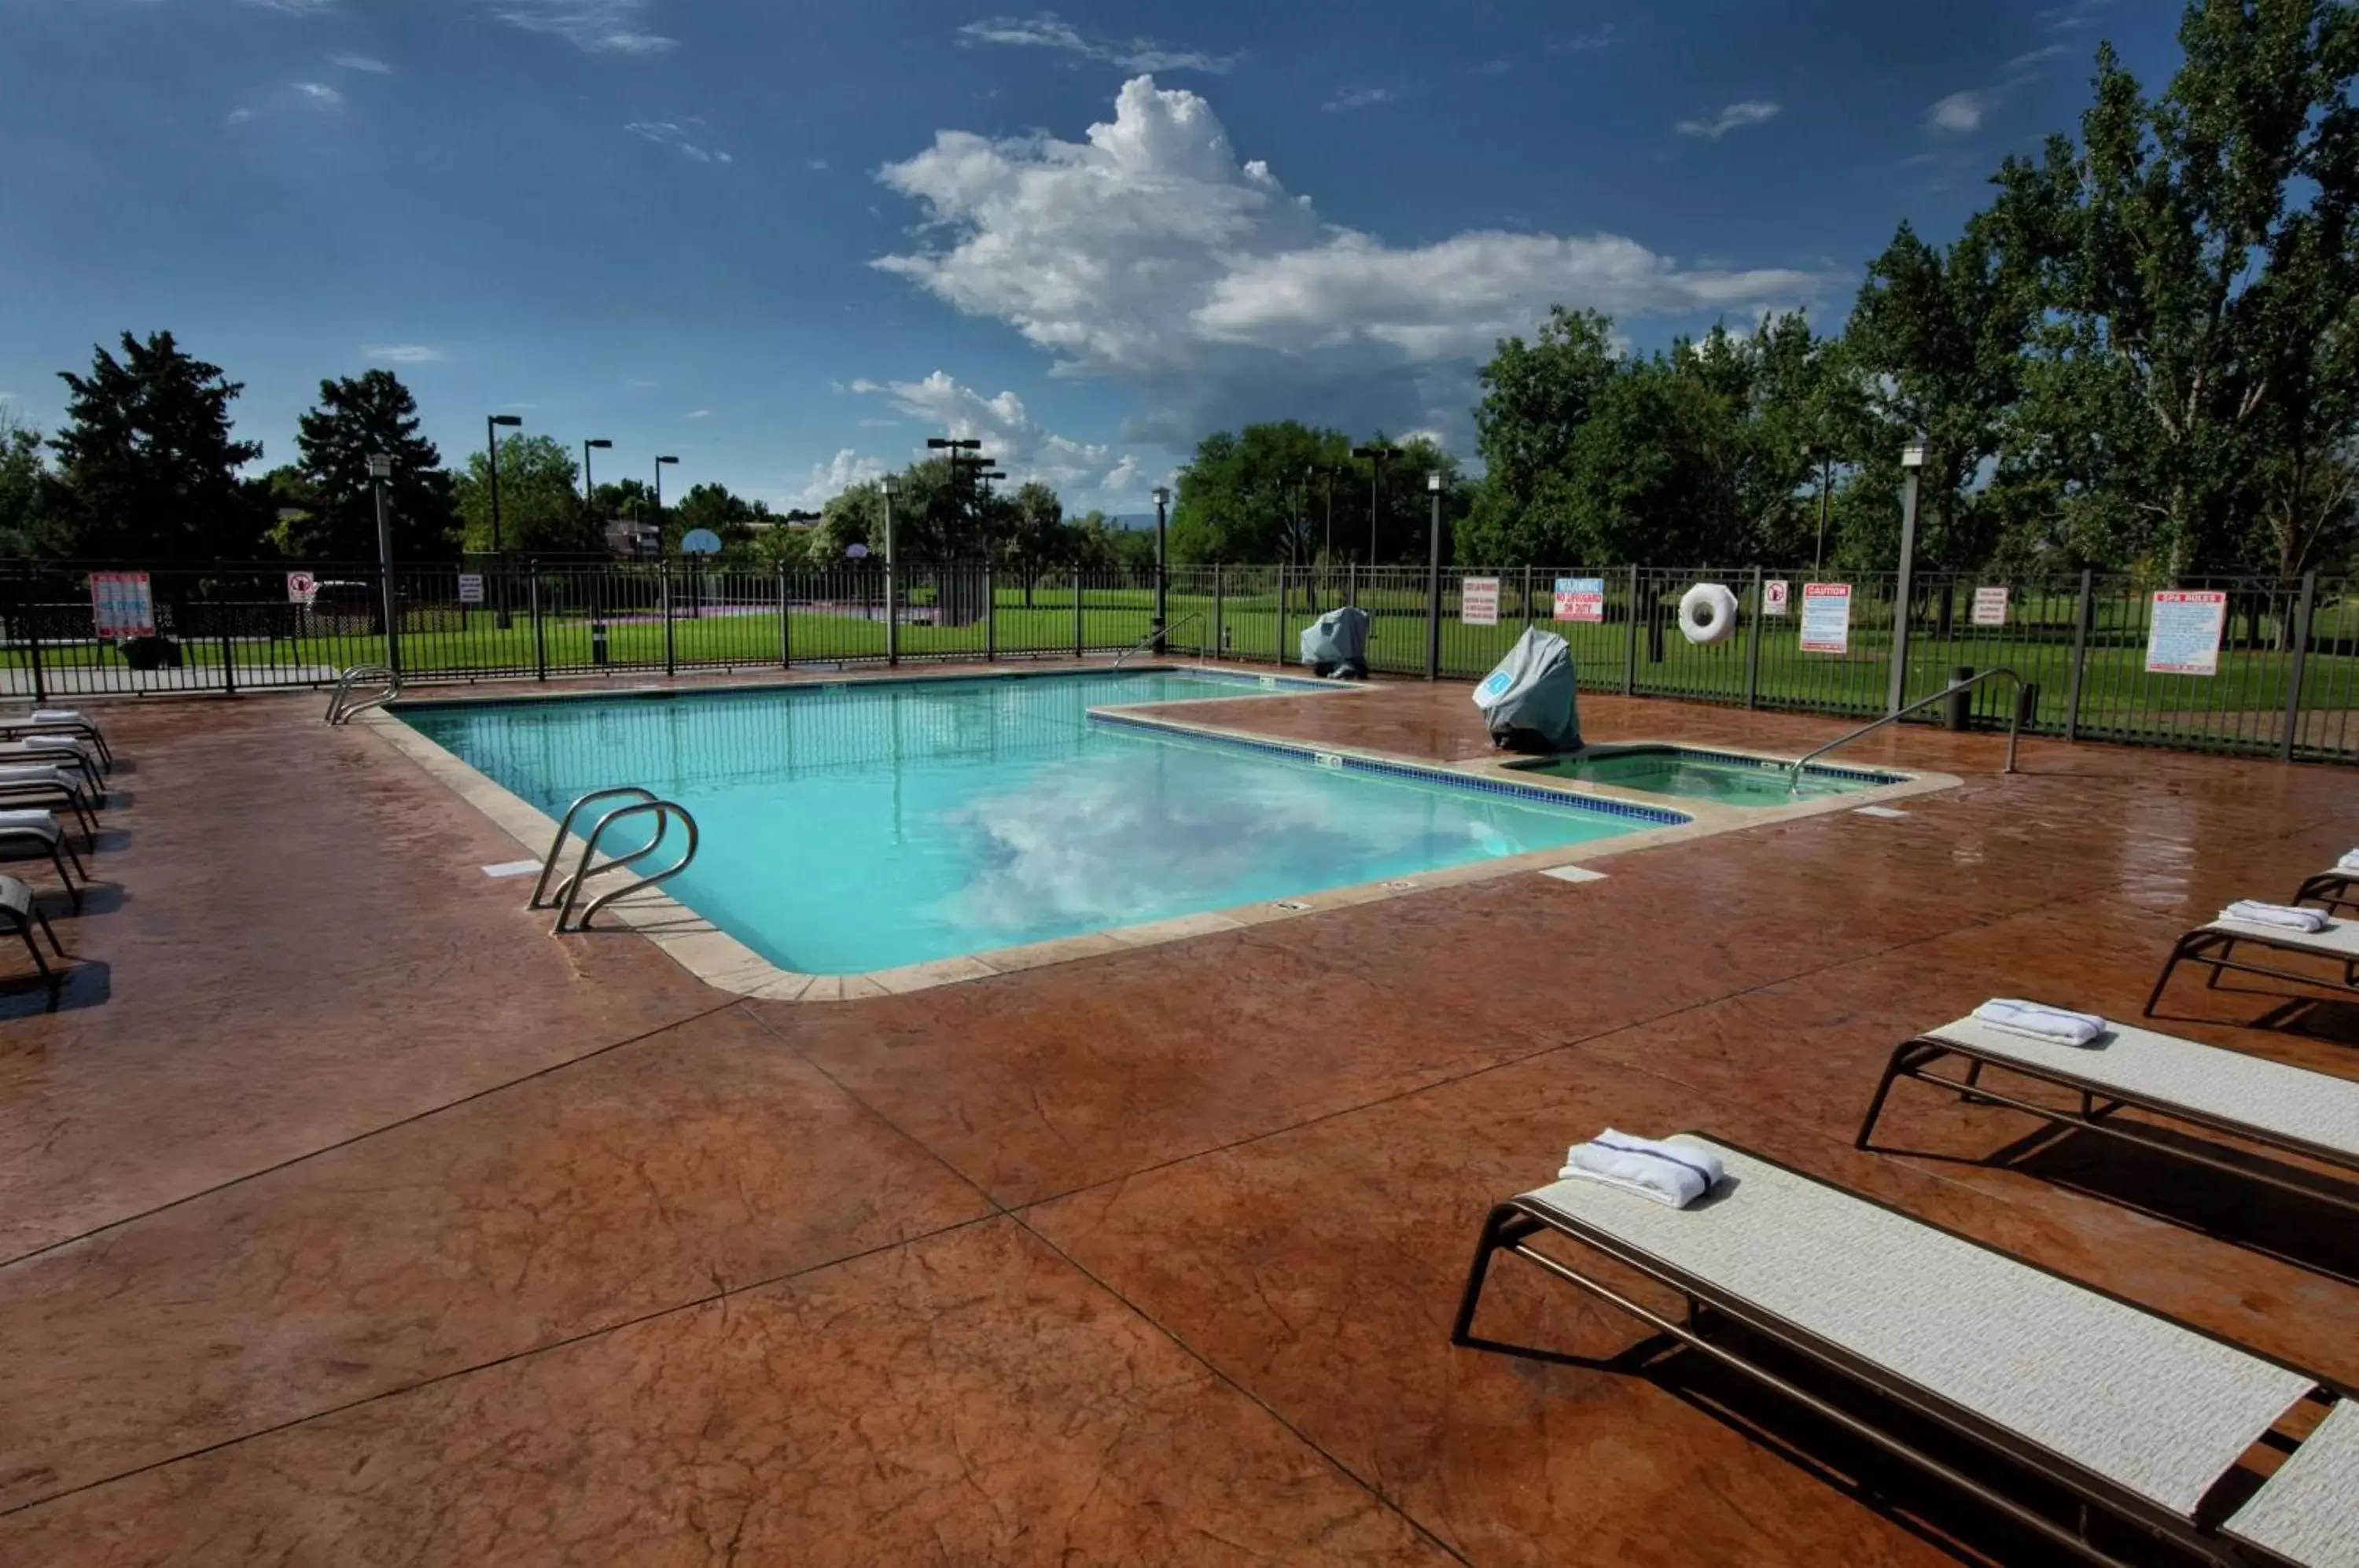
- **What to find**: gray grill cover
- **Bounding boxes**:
[1474,628,1581,751]
[1298,606,1370,678]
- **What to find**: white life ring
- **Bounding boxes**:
[1678,583,1739,646]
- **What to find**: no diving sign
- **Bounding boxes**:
[1763,580,1790,617]
[285,571,319,605]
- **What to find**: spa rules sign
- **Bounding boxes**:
[2145,590,2227,676]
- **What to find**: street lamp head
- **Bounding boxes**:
[980,469,1007,480]
[490,414,524,429]
[367,453,394,480]
[656,455,679,466]
[880,476,897,496]
[1901,440,1928,469]
[1151,485,1171,507]
[1426,471,1444,493]
[926,437,984,451]
[1352,444,1395,462]
[586,438,613,451]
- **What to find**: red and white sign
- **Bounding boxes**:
[1459,576,1500,627]
[90,572,155,640]
[2146,590,2228,675]
[1551,576,1605,622]
[1971,584,2010,627]
[1762,579,1790,617]
[1798,582,1852,653]
[285,571,319,605]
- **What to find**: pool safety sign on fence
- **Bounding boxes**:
[457,573,485,605]
[1798,582,1852,653]
[285,571,318,605]
[89,572,154,639]
[2146,590,2227,675]
[1762,580,1790,617]
[1552,576,1605,622]
[1971,585,2010,626]
[1460,576,1501,626]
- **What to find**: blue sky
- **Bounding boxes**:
[0,0,2183,515]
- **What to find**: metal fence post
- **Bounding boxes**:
[1623,565,1640,696]
[1073,567,1084,659]
[1424,550,1443,682]
[2280,570,2318,762]
[530,561,547,681]
[662,564,676,676]
[1522,565,1535,628]
[778,565,793,669]
[985,562,997,663]
[1276,565,1287,664]
[2063,569,2093,742]
[218,575,237,697]
[886,561,901,668]
[1213,563,1224,661]
[23,580,45,707]
[1743,566,1764,709]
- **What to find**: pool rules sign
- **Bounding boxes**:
[1798,583,1852,653]
[2146,590,2227,675]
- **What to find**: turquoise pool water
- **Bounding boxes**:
[399,669,1669,974]
[1507,745,1899,807]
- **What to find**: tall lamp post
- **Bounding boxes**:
[1151,484,1171,653]
[1424,470,1444,680]
[1352,444,1397,567]
[485,414,523,628]
[880,473,900,666]
[653,453,679,539]
[368,451,399,673]
[583,437,612,545]
[1809,444,1834,576]
[1889,439,1928,716]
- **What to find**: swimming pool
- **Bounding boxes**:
[1506,745,1901,807]
[397,669,1678,975]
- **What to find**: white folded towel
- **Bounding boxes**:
[0,764,78,787]
[22,735,91,756]
[1558,1129,1724,1209]
[28,709,86,727]
[0,810,57,837]
[2338,849,2359,874]
[1971,998,2107,1046]
[2221,900,2330,933]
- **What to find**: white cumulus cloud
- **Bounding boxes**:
[362,344,446,364]
[1675,100,1780,139]
[861,371,1130,495]
[331,53,392,73]
[792,447,889,509]
[874,76,1833,444]
[1927,90,1987,134]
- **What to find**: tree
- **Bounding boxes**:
[1992,0,2359,577]
[0,407,50,558]
[998,480,1069,602]
[39,331,266,561]
[672,481,760,556]
[1168,421,1353,564]
[1462,307,1620,564]
[451,434,599,556]
[811,481,885,564]
[289,369,458,562]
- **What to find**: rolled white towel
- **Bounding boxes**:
[2338,849,2359,874]
[2221,900,2331,933]
[28,709,87,726]
[1559,1129,1724,1209]
[0,809,57,839]
[22,735,93,760]
[0,764,79,789]
[1971,998,2107,1046]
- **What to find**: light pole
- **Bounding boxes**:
[583,436,612,533]
[1425,469,1444,680]
[880,473,899,666]
[486,414,523,628]
[1889,439,1928,716]
[653,453,679,538]
[1151,484,1171,653]
[1352,444,1397,566]
[369,451,399,673]
[1811,444,1834,576]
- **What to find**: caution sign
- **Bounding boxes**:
[1799,582,1852,654]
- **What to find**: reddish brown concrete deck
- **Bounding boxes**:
[5,675,2358,1565]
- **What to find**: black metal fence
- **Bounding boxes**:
[4,558,2353,763]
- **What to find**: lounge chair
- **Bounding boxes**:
[1452,1133,2357,1566]
[0,738,102,793]
[1857,1014,2359,1217]
[0,809,86,912]
[0,872,65,995]
[0,709,112,769]
[2146,911,2359,1016]
[2292,869,2359,918]
[0,765,100,847]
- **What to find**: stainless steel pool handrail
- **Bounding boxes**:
[550,798,700,934]
[1788,667,2025,793]
[1111,611,1205,670]
[325,664,401,724]
[528,786,661,910]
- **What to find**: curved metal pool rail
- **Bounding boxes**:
[325,664,402,724]
[528,785,661,911]
[1788,667,2024,793]
[1111,610,1205,670]
[549,797,700,935]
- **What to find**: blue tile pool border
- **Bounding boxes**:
[1087,711,1695,828]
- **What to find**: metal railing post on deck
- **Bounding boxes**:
[1623,565,1640,696]
[1213,563,1225,661]
[531,561,547,681]
[985,563,997,663]
[2063,569,2093,743]
[778,565,793,668]
[1743,566,1764,709]
[1073,568,1084,658]
[662,565,676,676]
[2280,570,2318,762]
[216,567,237,696]
[1276,565,1288,664]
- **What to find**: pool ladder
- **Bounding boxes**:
[325,664,402,724]
[528,786,701,934]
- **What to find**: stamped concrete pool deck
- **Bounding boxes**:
[5,669,2358,1565]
